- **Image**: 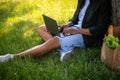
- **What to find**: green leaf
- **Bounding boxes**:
[104,36,119,49]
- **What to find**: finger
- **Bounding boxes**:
[64,32,70,36]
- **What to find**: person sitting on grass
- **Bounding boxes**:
[0,0,111,63]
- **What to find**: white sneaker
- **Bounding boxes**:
[60,50,73,62]
[0,54,14,63]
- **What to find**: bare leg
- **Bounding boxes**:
[0,25,61,63]
[38,25,53,41]
[14,25,60,57]
[0,25,73,62]
[14,37,60,57]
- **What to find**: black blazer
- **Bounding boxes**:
[69,0,111,47]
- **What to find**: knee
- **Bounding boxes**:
[38,25,46,33]
[53,37,59,42]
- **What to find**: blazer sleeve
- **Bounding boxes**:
[89,0,111,37]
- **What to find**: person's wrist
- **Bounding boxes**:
[77,29,81,34]
[76,29,79,34]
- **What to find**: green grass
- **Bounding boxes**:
[0,0,120,80]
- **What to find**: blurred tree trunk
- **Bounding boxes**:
[112,0,120,26]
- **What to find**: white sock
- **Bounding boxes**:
[0,54,14,63]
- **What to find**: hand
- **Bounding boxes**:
[67,28,78,34]
[63,27,78,36]
[58,24,69,33]
[59,24,69,31]
[59,22,73,32]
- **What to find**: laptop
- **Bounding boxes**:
[42,14,60,36]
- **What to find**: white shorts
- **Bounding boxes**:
[56,25,85,54]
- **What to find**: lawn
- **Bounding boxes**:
[0,0,120,80]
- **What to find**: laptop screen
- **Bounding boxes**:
[42,14,59,35]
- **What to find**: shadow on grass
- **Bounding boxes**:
[0,19,42,54]
[0,1,45,54]
[0,1,34,23]
[0,1,18,22]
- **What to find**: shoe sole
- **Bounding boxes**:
[60,51,73,61]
